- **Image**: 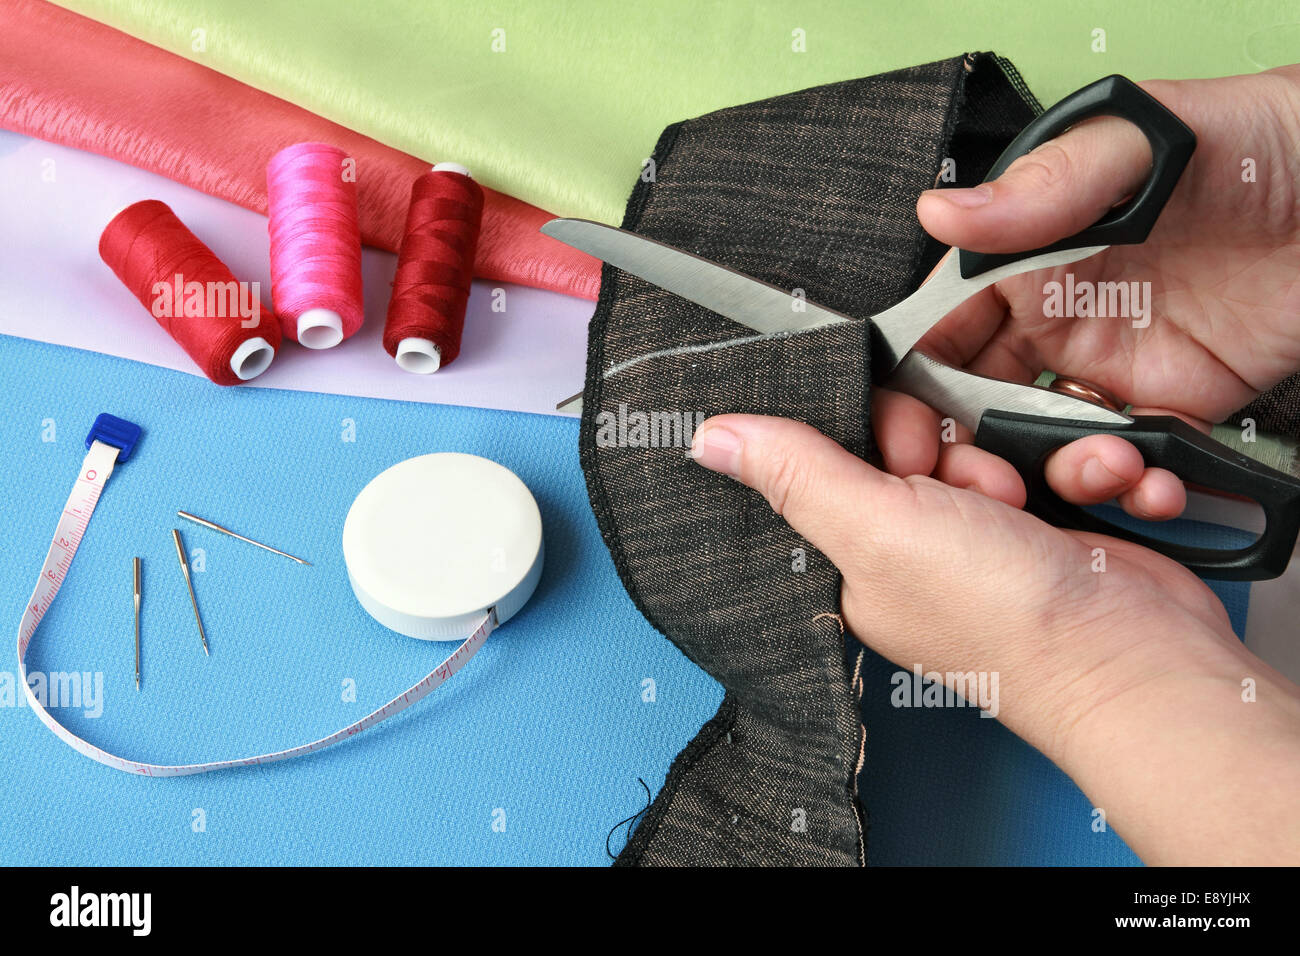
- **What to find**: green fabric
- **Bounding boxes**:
[54,0,1298,224]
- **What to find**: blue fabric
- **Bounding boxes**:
[0,336,1250,865]
[0,336,721,865]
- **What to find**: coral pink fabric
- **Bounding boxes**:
[0,0,600,300]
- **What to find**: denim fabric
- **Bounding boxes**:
[1232,374,1300,439]
[580,53,1040,865]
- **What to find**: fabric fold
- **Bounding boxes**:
[0,0,600,300]
[582,53,1039,865]
[49,0,1270,226]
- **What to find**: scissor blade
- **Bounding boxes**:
[888,352,1130,431]
[541,218,852,336]
[542,218,1109,372]
[558,344,1131,424]
[543,219,1126,425]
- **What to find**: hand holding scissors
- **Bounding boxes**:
[667,68,1300,865]
[547,74,1300,580]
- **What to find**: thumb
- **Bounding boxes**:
[916,111,1154,253]
[689,413,905,569]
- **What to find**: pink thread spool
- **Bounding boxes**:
[267,142,364,349]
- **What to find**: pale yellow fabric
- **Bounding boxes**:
[54,0,1299,223]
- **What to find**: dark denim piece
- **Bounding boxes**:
[580,54,1038,866]
[1232,376,1300,439]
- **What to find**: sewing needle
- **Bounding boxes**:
[133,557,141,690]
[172,529,209,656]
[176,510,311,565]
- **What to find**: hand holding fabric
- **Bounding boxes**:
[689,413,1300,864]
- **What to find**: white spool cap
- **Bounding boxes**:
[343,453,543,640]
[297,308,344,349]
[229,336,275,381]
[432,162,472,178]
[389,163,471,376]
[395,337,441,374]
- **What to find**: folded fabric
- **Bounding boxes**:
[582,53,1038,865]
[0,0,600,300]
[50,0,1285,224]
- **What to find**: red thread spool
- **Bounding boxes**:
[99,200,280,385]
[384,163,484,373]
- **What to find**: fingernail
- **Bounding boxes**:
[1081,455,1125,493]
[689,425,743,477]
[935,185,993,208]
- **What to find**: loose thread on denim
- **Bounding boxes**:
[605,777,652,859]
[600,325,832,383]
[812,612,844,634]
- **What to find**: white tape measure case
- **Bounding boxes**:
[342,453,544,640]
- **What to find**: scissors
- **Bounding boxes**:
[541,75,1300,581]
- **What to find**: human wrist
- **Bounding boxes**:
[1043,617,1300,863]
[1256,64,1300,240]
[1038,609,1246,757]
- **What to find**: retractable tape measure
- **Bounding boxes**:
[16,414,542,776]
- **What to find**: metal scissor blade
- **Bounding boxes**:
[541,218,1109,372]
[888,352,1130,431]
[558,350,1131,424]
[542,219,1123,423]
[541,218,852,336]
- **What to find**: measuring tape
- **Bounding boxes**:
[16,414,495,776]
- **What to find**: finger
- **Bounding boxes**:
[688,413,904,569]
[1091,408,1202,519]
[916,114,1153,254]
[932,442,1027,507]
[913,284,1014,370]
[871,386,942,477]
[1043,434,1146,504]
[1117,467,1187,520]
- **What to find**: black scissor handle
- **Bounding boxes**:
[973,411,1300,581]
[959,75,1196,279]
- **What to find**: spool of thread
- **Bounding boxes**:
[267,142,364,349]
[383,163,484,373]
[98,200,279,385]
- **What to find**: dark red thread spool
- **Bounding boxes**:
[383,163,484,373]
[99,200,280,385]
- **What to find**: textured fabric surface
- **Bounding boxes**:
[0,0,600,300]
[1231,374,1300,439]
[52,0,1300,224]
[583,54,1040,866]
[0,335,720,865]
[0,338,1250,866]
